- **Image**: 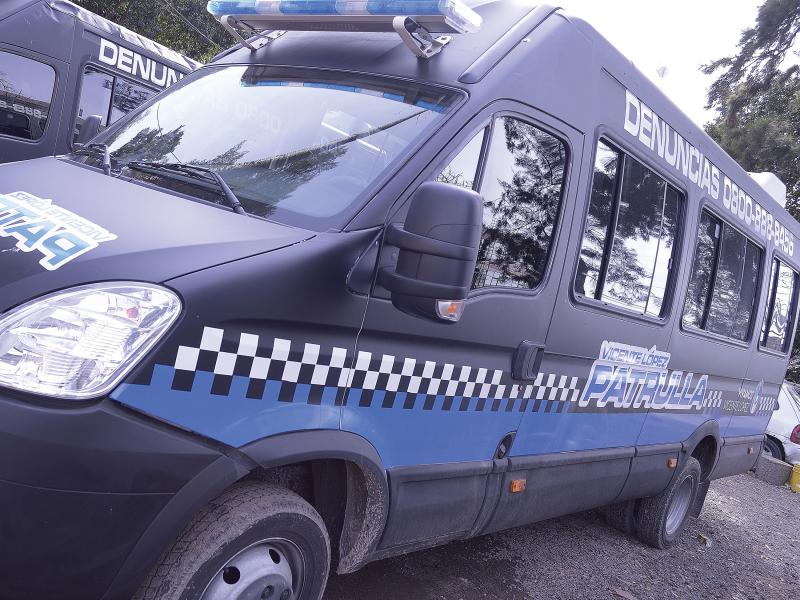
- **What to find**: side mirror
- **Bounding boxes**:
[378,181,483,323]
[75,115,103,146]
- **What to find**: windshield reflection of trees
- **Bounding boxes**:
[110,125,348,219]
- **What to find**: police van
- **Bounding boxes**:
[0,0,200,163]
[0,1,797,598]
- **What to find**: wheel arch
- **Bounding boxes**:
[764,434,786,461]
[239,430,389,574]
[683,421,722,481]
[104,430,388,599]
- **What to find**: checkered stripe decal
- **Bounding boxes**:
[754,395,778,416]
[169,327,583,413]
[705,390,724,408]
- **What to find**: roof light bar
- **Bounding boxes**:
[207,0,482,58]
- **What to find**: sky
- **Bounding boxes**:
[553,0,762,128]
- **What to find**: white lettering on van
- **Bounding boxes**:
[623,89,794,256]
[98,38,182,89]
[0,191,116,270]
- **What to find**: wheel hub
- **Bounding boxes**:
[665,477,693,536]
[202,541,301,600]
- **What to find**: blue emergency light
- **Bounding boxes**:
[206,1,482,33]
[207,0,482,58]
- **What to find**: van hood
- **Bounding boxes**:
[0,158,313,312]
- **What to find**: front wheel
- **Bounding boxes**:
[635,457,701,549]
[135,483,330,600]
[763,437,785,462]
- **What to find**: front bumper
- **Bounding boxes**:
[0,389,239,600]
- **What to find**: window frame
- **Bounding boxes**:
[571,135,687,324]
[0,48,58,145]
[71,61,160,145]
[758,253,800,356]
[468,111,572,296]
[679,202,766,347]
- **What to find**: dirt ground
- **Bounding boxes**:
[324,473,800,600]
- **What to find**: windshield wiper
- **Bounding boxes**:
[72,143,113,176]
[125,161,247,216]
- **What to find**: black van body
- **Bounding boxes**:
[0,0,199,163]
[0,2,798,598]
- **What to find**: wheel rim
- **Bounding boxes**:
[665,477,693,537]
[763,444,774,457]
[201,538,305,600]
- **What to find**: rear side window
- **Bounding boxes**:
[682,211,762,341]
[74,66,156,143]
[471,117,567,290]
[575,140,682,317]
[0,51,56,141]
[762,258,799,352]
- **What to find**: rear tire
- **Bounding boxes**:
[636,457,701,549]
[134,482,330,600]
[763,437,785,462]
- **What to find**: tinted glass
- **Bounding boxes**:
[706,226,749,337]
[473,117,566,290]
[576,142,619,298]
[436,129,485,190]
[646,186,680,316]
[83,66,458,230]
[110,78,156,124]
[732,241,762,340]
[74,67,113,142]
[764,260,797,352]
[683,211,762,341]
[682,212,719,329]
[602,157,675,314]
[0,51,56,140]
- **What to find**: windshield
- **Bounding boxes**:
[77,66,460,229]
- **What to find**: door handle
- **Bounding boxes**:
[512,341,544,381]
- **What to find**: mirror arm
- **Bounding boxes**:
[384,223,477,261]
[378,268,468,299]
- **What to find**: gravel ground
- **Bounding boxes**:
[324,473,800,600]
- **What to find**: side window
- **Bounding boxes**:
[74,66,158,143]
[436,128,485,190]
[109,78,156,125]
[682,210,762,341]
[0,51,56,141]
[575,140,682,317]
[472,117,567,289]
[762,258,799,352]
[74,66,114,142]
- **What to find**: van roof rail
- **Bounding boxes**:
[206,0,483,59]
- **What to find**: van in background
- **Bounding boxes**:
[0,0,200,163]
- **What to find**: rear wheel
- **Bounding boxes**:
[636,457,701,549]
[134,483,330,600]
[763,437,785,462]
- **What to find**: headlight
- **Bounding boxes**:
[0,283,181,400]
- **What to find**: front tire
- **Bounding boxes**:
[763,437,785,462]
[635,457,701,549]
[135,483,330,600]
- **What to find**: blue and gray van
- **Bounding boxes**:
[0,0,200,163]
[0,2,797,599]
